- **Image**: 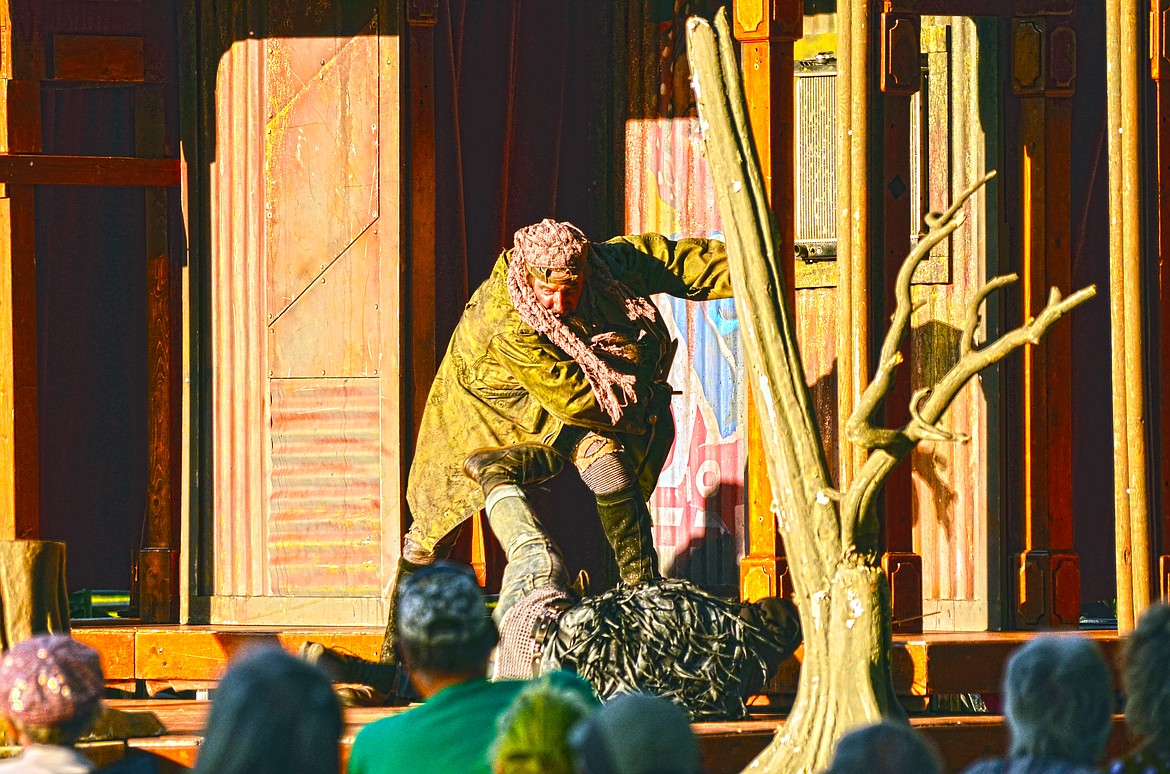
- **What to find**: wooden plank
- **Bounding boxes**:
[836,0,872,490]
[138,83,178,622]
[1106,0,1153,624]
[377,0,406,577]
[52,34,145,82]
[206,594,389,627]
[879,12,922,631]
[0,81,41,156]
[262,29,379,330]
[1013,13,1080,628]
[92,704,1131,774]
[0,70,40,539]
[73,628,137,681]
[0,154,179,186]
[134,628,383,681]
[267,380,381,597]
[0,184,38,539]
[209,34,267,601]
[881,0,1016,14]
[126,738,201,770]
[73,741,129,768]
[407,8,437,442]
[1156,3,1170,602]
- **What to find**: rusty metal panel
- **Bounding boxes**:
[212,38,269,599]
[208,0,404,624]
[268,224,381,378]
[625,116,741,592]
[264,23,379,331]
[620,1,738,592]
[268,379,381,596]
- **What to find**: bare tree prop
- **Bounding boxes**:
[686,10,1096,773]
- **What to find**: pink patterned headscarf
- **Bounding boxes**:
[506,219,657,423]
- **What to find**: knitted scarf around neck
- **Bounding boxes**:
[506,250,657,423]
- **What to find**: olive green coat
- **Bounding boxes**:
[405,234,731,551]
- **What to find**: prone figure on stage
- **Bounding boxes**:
[304,219,799,709]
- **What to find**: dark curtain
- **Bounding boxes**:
[431,0,624,346]
[425,1,626,586]
[37,87,148,591]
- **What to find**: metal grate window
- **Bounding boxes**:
[794,54,838,261]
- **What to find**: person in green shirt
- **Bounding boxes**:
[349,563,592,774]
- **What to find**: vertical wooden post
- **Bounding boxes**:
[407,0,437,443]
[137,86,179,622]
[837,0,873,497]
[1107,0,1154,627]
[1154,0,1170,608]
[1012,5,1080,627]
[878,7,923,634]
[0,53,40,541]
[733,0,802,602]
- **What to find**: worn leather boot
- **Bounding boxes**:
[378,556,427,665]
[463,442,565,493]
[298,555,423,703]
[595,486,661,585]
[298,642,398,701]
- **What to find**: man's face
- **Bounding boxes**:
[530,276,585,317]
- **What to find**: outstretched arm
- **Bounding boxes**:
[595,234,732,300]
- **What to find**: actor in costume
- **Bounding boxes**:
[304,219,730,696]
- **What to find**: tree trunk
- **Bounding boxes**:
[749,561,900,771]
[687,10,1093,773]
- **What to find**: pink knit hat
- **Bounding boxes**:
[513,219,590,285]
[0,635,103,726]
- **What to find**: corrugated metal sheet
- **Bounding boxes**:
[268,379,381,596]
[625,109,743,592]
[212,38,269,598]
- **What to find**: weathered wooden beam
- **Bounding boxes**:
[879,0,1018,14]
[1154,0,1170,606]
[407,0,437,445]
[878,10,923,634]
[1012,8,1080,628]
[0,154,180,187]
[138,85,179,624]
[733,0,802,602]
[0,78,40,540]
[1108,0,1153,628]
[51,34,145,82]
[837,0,874,495]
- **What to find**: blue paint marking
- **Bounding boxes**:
[659,230,743,437]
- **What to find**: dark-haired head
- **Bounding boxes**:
[194,647,342,774]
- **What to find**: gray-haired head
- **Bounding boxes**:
[396,562,498,673]
[569,692,700,774]
[1122,603,1170,745]
[824,720,942,774]
[1002,634,1113,764]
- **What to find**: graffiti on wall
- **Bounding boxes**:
[626,116,746,590]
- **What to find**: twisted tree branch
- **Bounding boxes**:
[845,172,997,451]
[961,273,1018,358]
[844,281,1097,550]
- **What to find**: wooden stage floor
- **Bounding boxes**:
[67,624,1128,773]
